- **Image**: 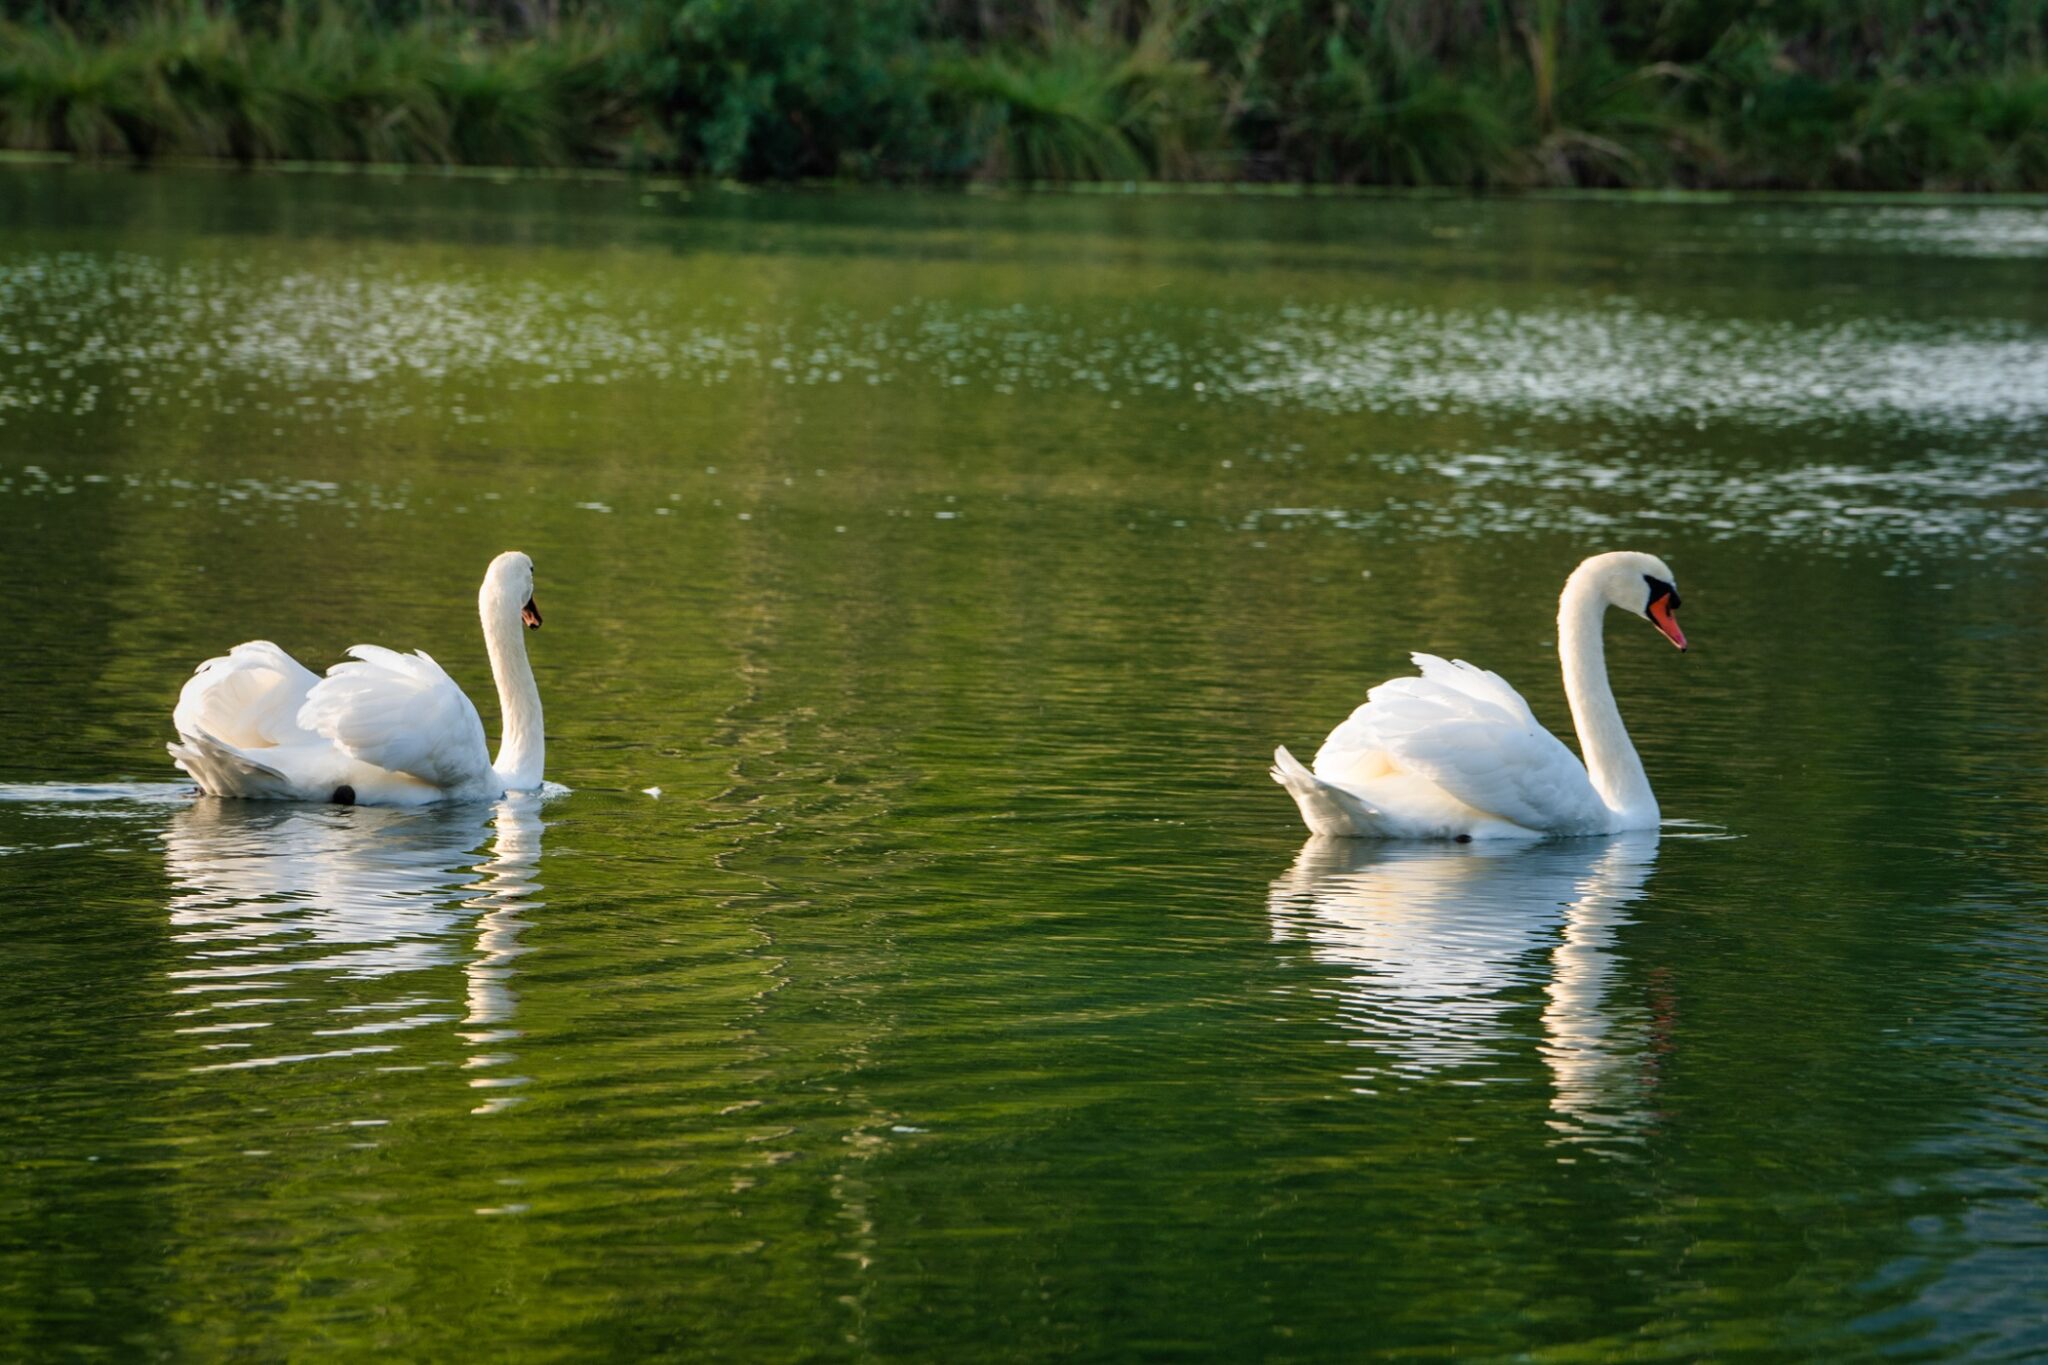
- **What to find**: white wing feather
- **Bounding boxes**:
[297,646,493,791]
[173,641,321,750]
[1315,653,1606,834]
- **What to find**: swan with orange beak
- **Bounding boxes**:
[1272,551,1691,839]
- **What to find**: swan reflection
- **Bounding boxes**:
[161,794,545,1111]
[1268,833,1660,1148]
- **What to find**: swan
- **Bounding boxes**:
[1272,550,1686,839]
[167,551,545,806]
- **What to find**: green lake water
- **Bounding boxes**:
[1,168,2044,1360]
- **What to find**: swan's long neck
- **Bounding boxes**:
[482,597,544,790]
[1558,572,1655,824]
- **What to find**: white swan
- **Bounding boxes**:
[1272,550,1686,839]
[167,551,545,806]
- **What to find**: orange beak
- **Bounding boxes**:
[522,596,542,630]
[1649,596,1686,651]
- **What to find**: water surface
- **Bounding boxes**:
[1,169,2044,1360]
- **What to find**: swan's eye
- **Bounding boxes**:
[1644,575,1681,611]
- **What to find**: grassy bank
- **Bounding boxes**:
[3,1,2046,191]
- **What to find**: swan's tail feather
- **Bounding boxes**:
[168,728,298,801]
[1271,745,1383,837]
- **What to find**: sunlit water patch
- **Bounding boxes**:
[1230,304,2048,431]
[1246,446,2048,564]
[4,251,2045,439]
[1762,204,2048,260]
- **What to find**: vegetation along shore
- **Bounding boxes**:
[3,0,2045,190]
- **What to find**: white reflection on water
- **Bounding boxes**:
[1269,833,1661,1149]
[161,794,545,1111]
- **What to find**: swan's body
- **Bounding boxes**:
[168,552,545,806]
[1272,551,1686,839]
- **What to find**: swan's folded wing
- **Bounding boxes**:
[1407,654,1543,730]
[174,641,322,750]
[1376,665,1603,830]
[1332,656,1605,832]
[297,646,492,790]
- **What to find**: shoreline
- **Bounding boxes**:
[6,152,2046,207]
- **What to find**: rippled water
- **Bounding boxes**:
[1,169,2044,1360]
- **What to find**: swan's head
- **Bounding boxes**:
[1577,551,1686,651]
[483,550,541,631]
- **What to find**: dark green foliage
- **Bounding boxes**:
[934,9,1223,180]
[1,0,2044,187]
[626,0,962,178]
[0,7,659,165]
[1297,39,1516,186]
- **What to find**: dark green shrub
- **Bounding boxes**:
[0,0,2042,187]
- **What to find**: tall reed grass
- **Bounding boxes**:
[2,0,2043,188]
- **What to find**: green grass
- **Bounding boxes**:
[1,0,2044,189]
